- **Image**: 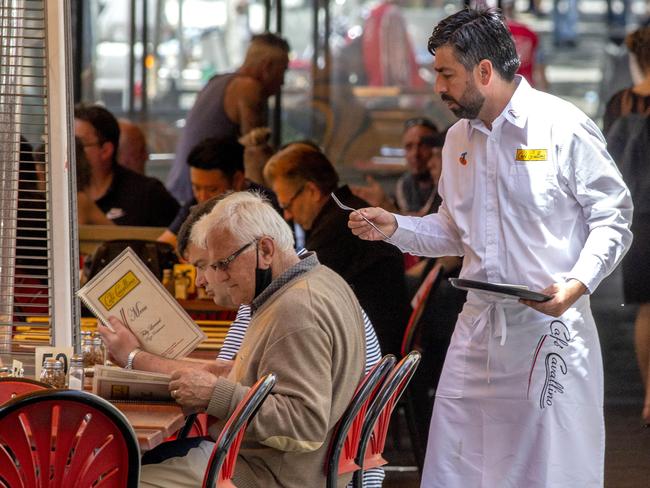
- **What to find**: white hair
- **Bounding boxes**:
[191,191,294,251]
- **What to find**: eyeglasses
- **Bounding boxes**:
[279,184,305,211]
[210,240,256,272]
[404,117,439,133]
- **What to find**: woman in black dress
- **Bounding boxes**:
[604,26,650,424]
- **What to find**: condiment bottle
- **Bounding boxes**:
[40,358,65,388]
[68,354,84,390]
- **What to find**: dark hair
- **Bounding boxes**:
[404,117,439,133]
[265,143,339,194]
[177,195,223,257]
[428,8,520,82]
[187,137,245,179]
[626,26,650,73]
[420,129,448,148]
[250,32,290,53]
[74,137,92,190]
[74,103,121,166]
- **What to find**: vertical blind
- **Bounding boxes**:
[0,0,77,359]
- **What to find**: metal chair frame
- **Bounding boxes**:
[325,355,396,488]
[202,373,276,488]
[352,351,422,487]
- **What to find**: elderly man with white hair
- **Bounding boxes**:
[139,191,366,488]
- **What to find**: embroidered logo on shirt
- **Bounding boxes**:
[515,149,547,161]
[106,207,126,220]
[459,152,468,165]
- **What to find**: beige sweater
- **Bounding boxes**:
[206,263,366,488]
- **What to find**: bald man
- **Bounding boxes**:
[118,119,149,175]
[166,33,290,203]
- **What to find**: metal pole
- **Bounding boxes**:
[272,0,283,148]
[127,0,136,116]
[311,0,319,138]
[264,0,271,31]
[141,0,149,117]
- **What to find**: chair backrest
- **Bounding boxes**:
[87,240,178,281]
[325,355,396,488]
[353,351,422,485]
[0,389,140,487]
[401,263,444,357]
[0,377,51,405]
[176,412,208,440]
[202,373,276,488]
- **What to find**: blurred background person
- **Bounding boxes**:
[352,117,440,215]
[603,26,650,133]
[158,137,277,248]
[603,26,650,424]
[264,142,410,356]
[74,104,179,227]
[117,119,149,175]
[166,33,290,203]
[74,137,114,226]
[503,0,549,90]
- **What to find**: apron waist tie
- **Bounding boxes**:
[473,301,510,384]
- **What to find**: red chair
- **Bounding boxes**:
[174,412,209,440]
[325,355,396,488]
[352,351,422,487]
[0,389,140,487]
[202,373,276,488]
[0,377,51,405]
[398,262,444,471]
[401,262,444,357]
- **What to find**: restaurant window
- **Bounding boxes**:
[0,0,79,372]
[75,0,460,182]
[77,0,271,180]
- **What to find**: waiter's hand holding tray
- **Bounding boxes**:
[449,278,553,302]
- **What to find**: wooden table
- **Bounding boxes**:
[113,401,186,451]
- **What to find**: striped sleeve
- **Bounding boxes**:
[216,304,251,360]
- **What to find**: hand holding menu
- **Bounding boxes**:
[77,247,206,359]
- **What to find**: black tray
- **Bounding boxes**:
[449,278,552,302]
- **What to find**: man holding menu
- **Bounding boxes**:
[348,8,633,487]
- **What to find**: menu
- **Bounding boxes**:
[93,365,172,402]
[77,247,206,359]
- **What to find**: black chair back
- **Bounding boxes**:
[87,239,178,280]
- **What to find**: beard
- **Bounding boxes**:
[441,79,485,119]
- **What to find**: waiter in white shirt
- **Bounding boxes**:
[349,8,633,488]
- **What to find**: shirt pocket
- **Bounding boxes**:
[505,163,560,220]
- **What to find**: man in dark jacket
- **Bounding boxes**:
[264,142,410,356]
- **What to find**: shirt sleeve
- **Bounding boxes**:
[216,305,250,360]
[560,117,633,292]
[387,199,465,258]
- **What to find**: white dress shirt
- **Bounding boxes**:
[393,76,633,488]
[390,76,633,298]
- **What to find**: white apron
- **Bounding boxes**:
[420,293,604,488]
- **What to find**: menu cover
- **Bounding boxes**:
[449,278,552,302]
[77,247,206,359]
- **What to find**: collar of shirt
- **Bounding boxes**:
[467,75,530,137]
[250,251,319,315]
